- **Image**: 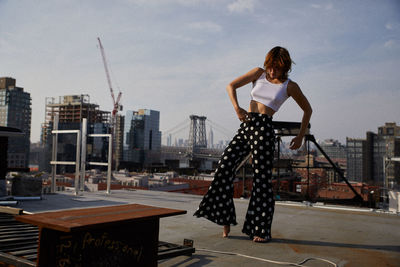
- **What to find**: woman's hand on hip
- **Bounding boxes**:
[236,107,249,122]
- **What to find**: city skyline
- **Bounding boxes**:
[1,0,399,144]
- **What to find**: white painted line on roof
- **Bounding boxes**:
[275,200,366,211]
[276,201,397,214]
[309,205,372,213]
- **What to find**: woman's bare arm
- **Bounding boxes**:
[287,81,312,150]
[226,67,264,121]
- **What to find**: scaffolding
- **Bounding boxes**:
[41,95,110,145]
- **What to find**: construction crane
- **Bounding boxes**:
[97,37,122,128]
[97,37,122,170]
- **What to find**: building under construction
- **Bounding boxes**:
[40,94,124,172]
[41,95,110,145]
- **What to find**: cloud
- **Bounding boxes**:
[385,22,400,31]
[311,3,333,10]
[384,39,396,48]
[325,3,333,10]
[385,23,393,30]
[187,21,222,32]
[125,0,217,7]
[227,0,256,13]
[159,31,205,45]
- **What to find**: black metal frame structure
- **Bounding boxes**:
[273,121,363,203]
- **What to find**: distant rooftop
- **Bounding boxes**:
[13,189,400,267]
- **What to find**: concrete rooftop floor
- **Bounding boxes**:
[12,189,400,267]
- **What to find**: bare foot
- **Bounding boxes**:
[223,225,230,238]
[253,236,268,243]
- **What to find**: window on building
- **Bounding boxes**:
[149,130,153,150]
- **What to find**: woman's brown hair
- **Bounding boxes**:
[263,46,293,81]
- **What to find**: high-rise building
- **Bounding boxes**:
[167,134,172,146]
[363,126,400,187]
[364,132,386,184]
[318,139,347,159]
[346,137,365,182]
[347,122,400,186]
[377,123,400,187]
[208,127,214,149]
[178,139,184,147]
[123,109,161,166]
[0,77,31,169]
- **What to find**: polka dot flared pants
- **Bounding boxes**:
[194,112,276,240]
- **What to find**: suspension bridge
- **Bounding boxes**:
[162,115,233,148]
[160,115,234,170]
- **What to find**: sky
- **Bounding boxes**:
[1,0,400,145]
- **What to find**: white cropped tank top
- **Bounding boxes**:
[250,72,290,112]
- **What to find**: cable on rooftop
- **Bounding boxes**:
[196,248,338,267]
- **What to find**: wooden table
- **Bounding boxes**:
[15,204,186,267]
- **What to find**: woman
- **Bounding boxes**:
[194,46,312,243]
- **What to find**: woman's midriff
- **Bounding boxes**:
[248,100,275,117]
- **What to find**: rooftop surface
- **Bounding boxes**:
[12,189,400,267]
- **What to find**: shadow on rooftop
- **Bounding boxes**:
[159,253,216,267]
[226,235,400,253]
[272,238,400,253]
[223,235,251,241]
